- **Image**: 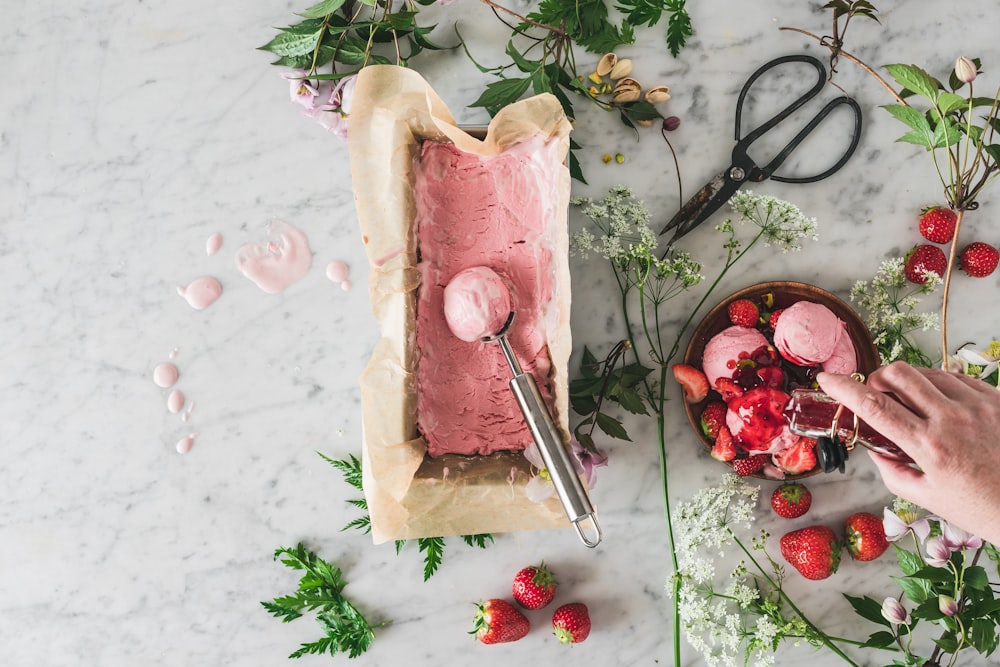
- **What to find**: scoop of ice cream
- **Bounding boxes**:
[702,325,769,388]
[443,266,513,342]
[773,301,845,366]
[822,324,858,375]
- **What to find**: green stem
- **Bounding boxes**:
[733,536,862,667]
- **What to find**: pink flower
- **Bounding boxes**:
[942,522,983,550]
[522,439,608,503]
[925,535,951,567]
[881,597,910,625]
[883,507,931,542]
[282,70,320,109]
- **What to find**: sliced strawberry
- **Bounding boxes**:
[700,401,727,441]
[711,425,737,461]
[671,363,709,403]
[730,454,768,476]
[768,309,784,329]
[714,378,744,402]
[773,436,818,475]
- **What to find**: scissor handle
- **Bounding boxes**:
[734,55,826,147]
[770,96,862,183]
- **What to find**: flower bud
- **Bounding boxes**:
[938,594,958,617]
[955,56,977,84]
[662,116,681,132]
[881,597,910,625]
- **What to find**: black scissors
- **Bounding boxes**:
[659,54,862,250]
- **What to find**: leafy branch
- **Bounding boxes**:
[321,452,493,581]
[262,543,388,659]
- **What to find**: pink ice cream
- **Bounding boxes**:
[822,325,858,374]
[443,267,513,342]
[702,325,769,388]
[414,136,562,457]
[773,300,854,370]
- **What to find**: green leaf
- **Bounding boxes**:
[569,147,586,184]
[892,575,930,604]
[937,92,967,115]
[971,617,1000,655]
[596,412,631,441]
[579,346,600,379]
[610,384,649,415]
[461,533,495,548]
[505,40,541,74]
[298,0,347,19]
[932,117,962,148]
[860,630,897,648]
[335,37,369,66]
[965,565,990,591]
[665,1,693,58]
[894,545,925,577]
[570,393,599,416]
[468,77,532,109]
[882,104,932,137]
[419,536,445,581]
[259,28,323,58]
[622,100,663,122]
[895,130,933,149]
[908,564,953,582]
[911,597,944,621]
[885,63,941,102]
[845,593,893,628]
[984,144,1000,166]
[411,25,453,51]
[531,67,551,95]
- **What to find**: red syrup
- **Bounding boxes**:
[784,388,914,464]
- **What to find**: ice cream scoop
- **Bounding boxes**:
[443,267,602,548]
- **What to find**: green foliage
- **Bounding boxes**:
[321,452,493,581]
[617,0,693,57]
[262,543,383,659]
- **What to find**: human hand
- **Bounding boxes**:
[818,361,1000,546]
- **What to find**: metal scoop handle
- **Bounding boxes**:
[498,336,603,548]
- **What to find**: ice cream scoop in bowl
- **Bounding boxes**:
[443,267,602,548]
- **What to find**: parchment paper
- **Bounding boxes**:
[348,65,574,543]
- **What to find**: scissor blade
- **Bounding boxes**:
[659,170,729,238]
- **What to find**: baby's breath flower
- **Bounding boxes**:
[851,257,938,366]
[728,190,818,252]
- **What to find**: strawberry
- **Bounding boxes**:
[770,482,812,519]
[700,401,728,441]
[904,244,947,284]
[727,298,759,327]
[918,206,957,244]
[512,562,557,610]
[779,525,842,580]
[714,377,744,402]
[773,436,818,475]
[844,512,890,562]
[730,453,768,476]
[768,308,784,329]
[472,599,530,644]
[960,241,999,278]
[672,363,709,403]
[551,602,591,645]
[710,424,737,462]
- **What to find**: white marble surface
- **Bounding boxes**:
[3,1,998,666]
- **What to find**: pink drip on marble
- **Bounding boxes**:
[235,221,312,294]
[206,232,223,256]
[177,276,223,310]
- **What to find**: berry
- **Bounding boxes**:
[770,482,812,519]
[844,512,890,562]
[773,436,818,475]
[471,599,530,644]
[779,525,842,580]
[768,309,784,329]
[960,241,999,278]
[710,424,737,462]
[727,298,759,327]
[512,562,557,610]
[918,207,957,244]
[714,378,743,402]
[726,386,790,452]
[700,401,728,441]
[730,453,768,476]
[904,244,947,284]
[672,363,709,403]
[551,603,591,644]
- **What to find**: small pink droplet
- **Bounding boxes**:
[326,260,350,283]
[177,276,223,310]
[206,232,223,256]
[153,362,179,388]
[176,433,197,454]
[167,389,185,413]
[340,280,352,291]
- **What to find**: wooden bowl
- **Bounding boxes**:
[682,281,880,480]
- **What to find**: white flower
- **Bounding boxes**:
[954,341,1000,383]
[881,597,910,625]
[924,535,951,567]
[728,190,818,252]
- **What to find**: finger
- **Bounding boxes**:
[867,449,927,499]
[862,362,945,418]
[908,365,995,400]
[817,371,924,447]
